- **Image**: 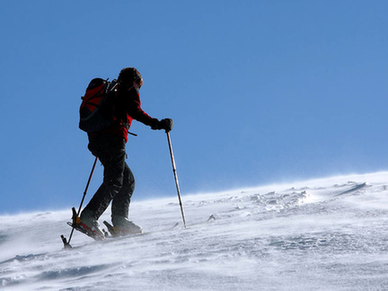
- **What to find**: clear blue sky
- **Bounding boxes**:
[1,0,387,214]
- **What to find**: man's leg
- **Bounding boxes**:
[111,162,135,218]
[83,136,126,220]
[111,163,142,234]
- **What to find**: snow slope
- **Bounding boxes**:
[1,172,388,290]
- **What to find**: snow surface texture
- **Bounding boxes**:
[1,172,388,291]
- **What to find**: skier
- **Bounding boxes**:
[79,67,173,237]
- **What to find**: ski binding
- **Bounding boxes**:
[67,207,105,241]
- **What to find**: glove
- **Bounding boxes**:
[159,118,173,133]
[151,118,173,132]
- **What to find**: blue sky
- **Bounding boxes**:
[0,0,387,214]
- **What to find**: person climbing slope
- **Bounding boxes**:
[79,67,173,238]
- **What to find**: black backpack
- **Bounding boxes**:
[79,78,118,133]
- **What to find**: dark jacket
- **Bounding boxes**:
[89,84,158,143]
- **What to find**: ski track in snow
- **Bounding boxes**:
[1,172,388,290]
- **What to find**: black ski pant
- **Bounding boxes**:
[84,134,135,220]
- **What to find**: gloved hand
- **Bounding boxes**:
[151,118,173,132]
[159,118,173,133]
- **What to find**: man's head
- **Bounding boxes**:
[118,67,143,89]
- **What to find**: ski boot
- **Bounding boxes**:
[104,215,142,237]
[68,208,105,240]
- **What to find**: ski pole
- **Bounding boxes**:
[166,132,186,228]
[61,156,98,248]
[76,156,98,217]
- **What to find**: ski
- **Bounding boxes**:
[62,208,197,249]
[103,220,179,239]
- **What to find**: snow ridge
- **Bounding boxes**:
[1,172,388,290]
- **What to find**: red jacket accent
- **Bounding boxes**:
[89,85,157,143]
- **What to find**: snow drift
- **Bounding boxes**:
[1,172,388,290]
